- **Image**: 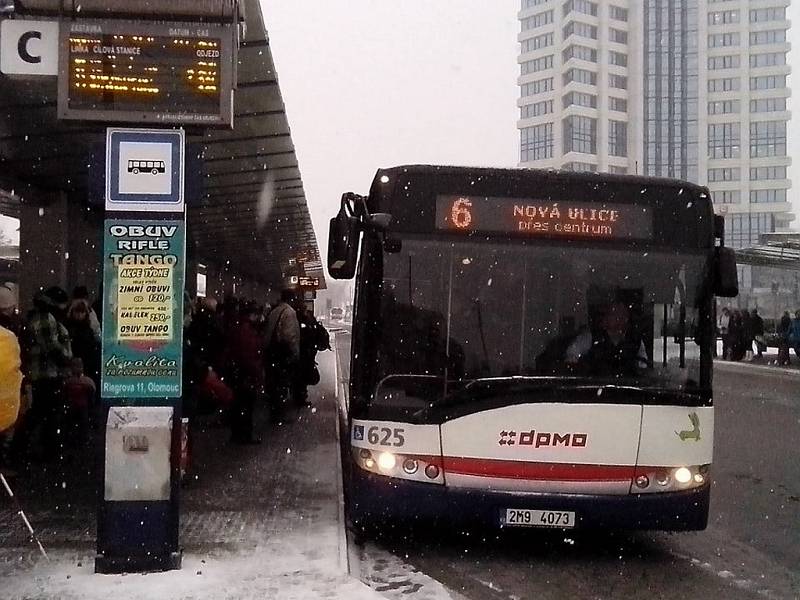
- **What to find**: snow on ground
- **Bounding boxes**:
[4,528,384,600]
[353,542,466,600]
[2,365,387,600]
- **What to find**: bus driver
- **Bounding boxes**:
[565,300,648,377]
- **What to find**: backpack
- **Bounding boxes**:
[313,319,331,352]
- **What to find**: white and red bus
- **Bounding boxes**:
[329,165,738,531]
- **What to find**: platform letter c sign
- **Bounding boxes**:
[18,30,42,64]
[1,20,59,76]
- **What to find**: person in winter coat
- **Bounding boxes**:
[292,298,331,407]
[740,309,753,361]
[728,310,744,361]
[264,290,300,423]
[718,307,731,359]
[750,308,765,359]
[228,302,265,444]
[0,324,22,476]
[185,297,225,414]
[71,286,101,338]
[0,288,22,474]
[63,357,95,448]
[66,299,101,386]
[21,287,72,461]
[777,310,792,365]
[0,324,22,434]
[789,310,800,361]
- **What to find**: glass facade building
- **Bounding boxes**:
[517,0,793,251]
[643,0,699,182]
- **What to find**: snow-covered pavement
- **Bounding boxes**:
[1,348,385,599]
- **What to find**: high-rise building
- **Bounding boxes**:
[518,0,640,174]
[517,0,793,249]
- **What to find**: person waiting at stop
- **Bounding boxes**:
[565,300,648,377]
[264,290,301,423]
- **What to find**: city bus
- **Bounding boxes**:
[329,165,738,532]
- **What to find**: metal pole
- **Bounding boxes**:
[0,473,49,560]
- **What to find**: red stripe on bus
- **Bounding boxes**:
[441,457,635,482]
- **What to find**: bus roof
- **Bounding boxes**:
[367,165,716,249]
[369,164,708,198]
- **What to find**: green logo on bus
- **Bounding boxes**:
[675,412,701,442]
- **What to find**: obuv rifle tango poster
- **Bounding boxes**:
[101,219,185,400]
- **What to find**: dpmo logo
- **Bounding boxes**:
[498,429,588,448]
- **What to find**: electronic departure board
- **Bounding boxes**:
[58,20,234,126]
[436,195,654,241]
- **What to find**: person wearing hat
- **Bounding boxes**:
[0,283,21,336]
[71,285,101,338]
[21,286,72,461]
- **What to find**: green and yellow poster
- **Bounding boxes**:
[101,219,185,400]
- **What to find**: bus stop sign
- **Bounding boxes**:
[106,128,185,212]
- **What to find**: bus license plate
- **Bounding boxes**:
[503,509,575,528]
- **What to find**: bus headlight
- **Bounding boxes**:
[674,467,692,484]
[353,448,443,485]
[632,465,709,494]
[377,452,396,472]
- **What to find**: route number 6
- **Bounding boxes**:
[451,197,473,229]
[367,426,405,447]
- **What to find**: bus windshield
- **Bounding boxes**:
[374,237,710,409]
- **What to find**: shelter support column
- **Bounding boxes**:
[19,190,68,308]
[66,200,103,299]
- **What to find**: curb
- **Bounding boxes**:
[713,359,800,377]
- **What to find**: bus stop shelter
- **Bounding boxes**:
[0,0,324,305]
[735,233,800,271]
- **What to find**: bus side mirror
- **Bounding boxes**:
[328,208,360,280]
[714,247,738,298]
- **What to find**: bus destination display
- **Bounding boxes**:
[436,195,653,241]
[59,20,233,126]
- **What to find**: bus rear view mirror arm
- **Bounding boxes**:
[328,192,394,279]
[368,213,393,231]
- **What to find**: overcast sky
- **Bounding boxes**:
[261,0,520,255]
[262,0,800,261]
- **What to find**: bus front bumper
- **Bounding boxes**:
[349,470,710,531]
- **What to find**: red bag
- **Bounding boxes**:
[197,369,234,407]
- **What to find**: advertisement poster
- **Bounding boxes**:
[101,219,185,400]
